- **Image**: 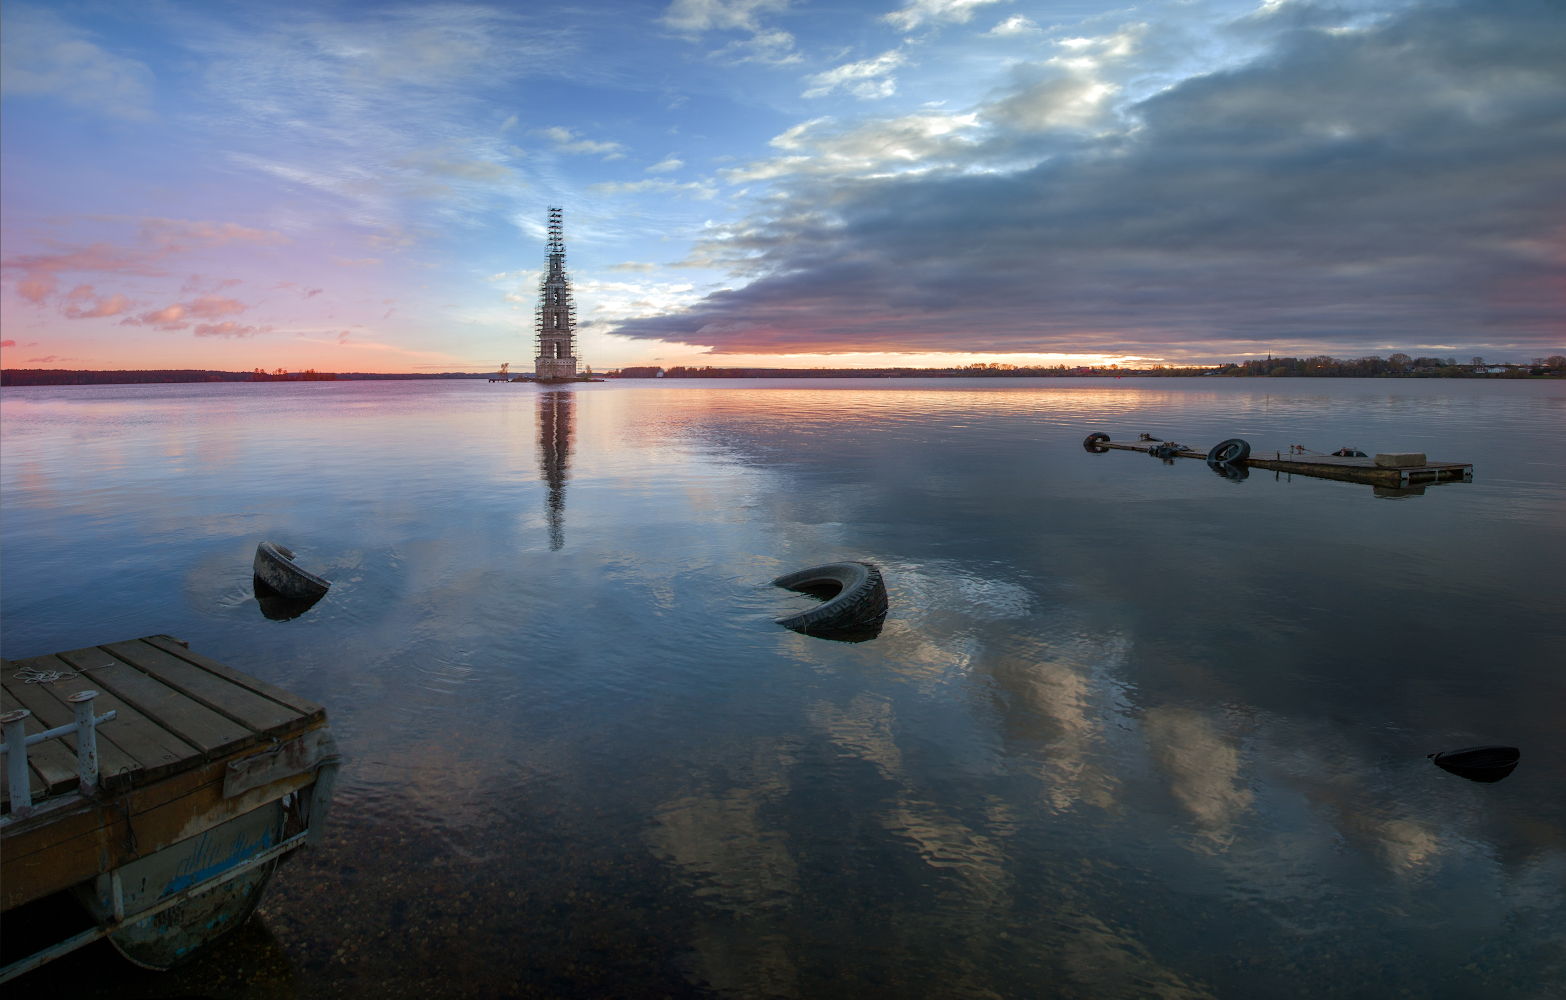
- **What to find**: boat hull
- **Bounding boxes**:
[73,801,284,969]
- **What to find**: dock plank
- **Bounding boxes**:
[55,647,253,755]
[43,680,199,784]
[1,664,142,789]
[142,635,325,722]
[103,640,304,736]
[0,677,79,797]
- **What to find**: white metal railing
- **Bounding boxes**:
[1,690,116,814]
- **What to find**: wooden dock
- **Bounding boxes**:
[1,635,338,979]
[1242,452,1471,487]
[1090,440,1472,488]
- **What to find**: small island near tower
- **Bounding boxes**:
[526,207,599,384]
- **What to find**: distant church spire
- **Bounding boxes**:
[534,207,579,380]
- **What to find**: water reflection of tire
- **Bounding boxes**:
[1206,438,1251,464]
[773,562,888,640]
[1209,461,1249,482]
[1083,432,1111,454]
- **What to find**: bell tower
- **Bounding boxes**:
[534,207,579,381]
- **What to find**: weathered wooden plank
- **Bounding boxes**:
[102,640,303,737]
[55,682,199,784]
[0,676,79,797]
[142,635,325,722]
[3,661,143,789]
[0,720,321,909]
[55,647,252,755]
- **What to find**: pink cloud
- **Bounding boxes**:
[183,274,246,293]
[194,321,272,338]
[137,218,289,249]
[127,304,191,330]
[267,282,324,299]
[15,272,58,304]
[123,294,248,330]
[4,242,169,277]
[4,218,284,309]
[1,339,15,347]
[59,284,131,319]
[186,295,246,318]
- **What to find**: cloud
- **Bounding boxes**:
[59,285,131,319]
[611,0,1566,360]
[5,218,286,310]
[396,148,518,186]
[661,0,799,64]
[124,295,248,331]
[4,242,170,279]
[570,277,701,328]
[587,179,718,199]
[137,218,288,249]
[720,111,980,183]
[535,127,625,159]
[987,15,1039,37]
[0,7,154,120]
[609,261,661,272]
[885,0,1010,33]
[646,157,685,173]
[803,51,907,99]
[332,257,382,267]
[0,340,15,348]
[194,321,272,338]
[15,272,59,305]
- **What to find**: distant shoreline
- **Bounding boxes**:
[4,365,1557,387]
[0,370,498,387]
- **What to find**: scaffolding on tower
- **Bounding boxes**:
[533,206,581,382]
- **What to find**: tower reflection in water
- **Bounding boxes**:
[538,390,573,551]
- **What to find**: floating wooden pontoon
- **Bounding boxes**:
[1084,436,1471,489]
[1,635,338,981]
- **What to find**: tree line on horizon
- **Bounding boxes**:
[615,355,1564,379]
[5,355,1561,387]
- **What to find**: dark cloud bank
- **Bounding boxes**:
[617,0,1564,362]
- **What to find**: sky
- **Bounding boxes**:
[1,0,1561,373]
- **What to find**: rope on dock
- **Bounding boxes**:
[13,663,101,685]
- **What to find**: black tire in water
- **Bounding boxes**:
[1083,432,1111,454]
[773,562,889,638]
[1206,438,1251,465]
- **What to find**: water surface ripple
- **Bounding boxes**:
[2,378,1562,999]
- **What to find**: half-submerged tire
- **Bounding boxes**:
[253,541,330,599]
[1083,432,1111,454]
[773,562,888,641]
[1430,745,1519,783]
[1206,438,1251,466]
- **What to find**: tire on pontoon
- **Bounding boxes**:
[773,562,889,639]
[1206,438,1251,465]
[1083,432,1111,454]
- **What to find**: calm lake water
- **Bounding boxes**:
[2,377,1563,999]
